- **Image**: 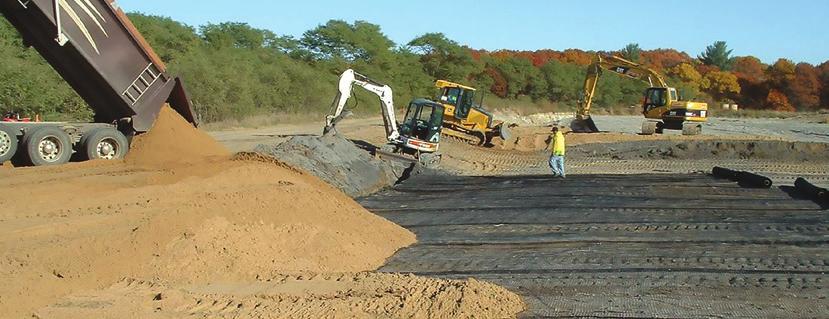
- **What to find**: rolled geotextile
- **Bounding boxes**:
[738,171,773,188]
[795,178,827,201]
[712,167,740,181]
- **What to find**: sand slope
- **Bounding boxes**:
[0,107,523,318]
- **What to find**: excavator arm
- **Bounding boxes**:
[572,55,668,133]
[324,69,400,142]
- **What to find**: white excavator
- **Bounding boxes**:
[324,69,445,164]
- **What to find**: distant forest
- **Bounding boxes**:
[0,14,827,122]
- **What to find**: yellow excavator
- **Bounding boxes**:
[434,80,511,146]
[571,55,708,135]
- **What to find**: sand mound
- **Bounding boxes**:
[37,274,524,319]
[126,105,231,166]
[0,112,523,317]
[0,158,417,316]
[256,135,410,197]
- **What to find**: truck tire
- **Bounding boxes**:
[0,125,19,164]
[22,127,73,166]
[80,128,129,160]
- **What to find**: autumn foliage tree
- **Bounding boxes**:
[2,13,828,121]
[701,71,741,102]
[732,56,766,83]
[766,89,795,112]
[668,63,703,90]
[788,63,821,110]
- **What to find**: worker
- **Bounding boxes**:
[546,126,566,178]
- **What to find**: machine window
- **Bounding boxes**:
[442,88,462,106]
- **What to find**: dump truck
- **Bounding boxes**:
[0,0,197,166]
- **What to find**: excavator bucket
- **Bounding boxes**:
[570,117,600,133]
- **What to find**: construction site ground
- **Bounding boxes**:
[2,112,827,318]
[214,114,829,318]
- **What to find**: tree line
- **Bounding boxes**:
[0,14,826,122]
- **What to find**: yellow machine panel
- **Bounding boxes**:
[435,80,511,146]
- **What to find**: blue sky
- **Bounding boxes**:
[120,0,829,65]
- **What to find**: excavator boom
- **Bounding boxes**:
[325,69,400,142]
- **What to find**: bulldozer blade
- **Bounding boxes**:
[498,124,513,141]
[570,117,600,133]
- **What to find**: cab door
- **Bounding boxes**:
[440,87,474,120]
[642,88,668,115]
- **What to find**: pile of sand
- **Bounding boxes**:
[37,274,523,319]
[0,106,524,318]
[125,105,231,167]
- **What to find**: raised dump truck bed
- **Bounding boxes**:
[0,0,198,166]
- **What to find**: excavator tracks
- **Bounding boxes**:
[361,173,829,318]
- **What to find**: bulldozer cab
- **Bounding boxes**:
[399,99,444,144]
[436,80,476,119]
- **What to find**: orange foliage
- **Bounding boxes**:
[766,89,795,112]
[767,58,796,86]
[732,56,766,83]
[695,64,720,76]
[789,63,821,110]
[485,67,508,98]
[641,49,692,71]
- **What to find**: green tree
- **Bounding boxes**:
[492,57,546,99]
[407,33,482,82]
[128,13,200,62]
[300,20,394,63]
[539,60,582,103]
[201,22,273,49]
[698,41,735,71]
[620,43,641,62]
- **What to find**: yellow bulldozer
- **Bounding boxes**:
[571,55,708,135]
[434,80,511,145]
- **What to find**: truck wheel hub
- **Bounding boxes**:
[97,139,117,159]
[38,137,61,161]
[0,132,10,154]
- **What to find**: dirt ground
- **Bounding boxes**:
[2,111,827,318]
[0,108,524,318]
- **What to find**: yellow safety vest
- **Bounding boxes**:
[550,132,565,156]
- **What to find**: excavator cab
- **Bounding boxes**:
[399,99,444,148]
[643,87,670,114]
